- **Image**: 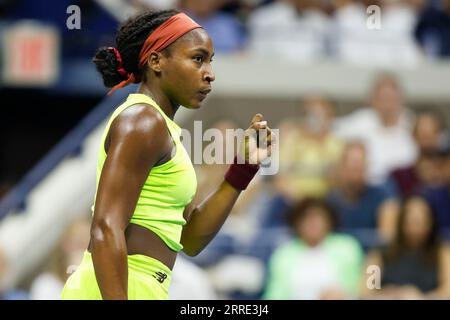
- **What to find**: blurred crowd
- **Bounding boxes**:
[1,0,450,64]
[147,0,450,64]
[4,71,446,301]
[186,71,450,300]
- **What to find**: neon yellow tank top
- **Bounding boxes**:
[93,93,197,252]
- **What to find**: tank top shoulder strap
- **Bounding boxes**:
[127,93,182,139]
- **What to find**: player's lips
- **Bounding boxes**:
[198,88,211,95]
[198,88,211,100]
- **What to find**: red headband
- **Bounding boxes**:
[108,13,202,95]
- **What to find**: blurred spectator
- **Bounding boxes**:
[197,118,266,235]
[331,0,422,66]
[329,0,368,60]
[391,149,445,198]
[0,247,29,300]
[188,119,269,265]
[275,95,344,201]
[247,0,329,61]
[207,254,266,299]
[220,173,269,244]
[390,111,448,197]
[179,0,247,53]
[327,142,399,245]
[361,195,450,299]
[421,147,450,233]
[263,198,364,300]
[260,95,343,230]
[334,73,418,186]
[415,0,450,58]
[412,110,448,152]
[29,217,90,300]
[169,255,218,299]
[193,119,251,205]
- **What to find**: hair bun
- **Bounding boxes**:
[92,47,128,88]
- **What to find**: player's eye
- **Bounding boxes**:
[193,56,203,63]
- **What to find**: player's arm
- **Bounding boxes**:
[90,105,167,300]
[181,180,241,256]
[181,114,272,256]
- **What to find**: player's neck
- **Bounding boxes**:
[138,83,179,120]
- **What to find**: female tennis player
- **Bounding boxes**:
[61,9,273,300]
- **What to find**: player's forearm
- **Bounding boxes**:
[181,180,240,256]
[91,223,128,299]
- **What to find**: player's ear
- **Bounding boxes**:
[147,51,164,73]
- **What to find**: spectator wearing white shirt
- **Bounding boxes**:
[29,217,90,300]
[334,73,418,186]
[330,0,423,66]
[169,255,218,300]
[247,0,330,61]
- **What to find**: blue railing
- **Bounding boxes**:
[0,85,137,220]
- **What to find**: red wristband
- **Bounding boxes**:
[224,156,260,190]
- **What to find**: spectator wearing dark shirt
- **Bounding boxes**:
[391,150,444,198]
[390,110,448,198]
[421,147,450,235]
[327,142,399,248]
[179,0,246,53]
[361,195,450,299]
[415,0,450,58]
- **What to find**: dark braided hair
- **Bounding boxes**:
[93,9,179,88]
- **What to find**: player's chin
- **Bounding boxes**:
[186,96,205,109]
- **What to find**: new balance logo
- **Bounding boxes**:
[153,271,168,283]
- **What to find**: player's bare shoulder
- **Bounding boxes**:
[110,103,169,147]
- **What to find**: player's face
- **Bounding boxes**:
[161,28,215,109]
